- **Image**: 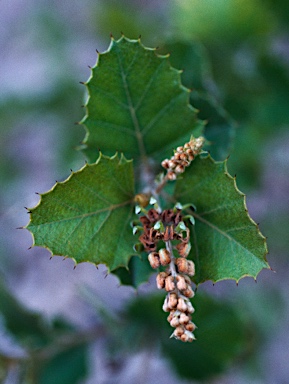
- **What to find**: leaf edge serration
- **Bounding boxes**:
[25,152,136,272]
[78,34,203,162]
[175,154,270,285]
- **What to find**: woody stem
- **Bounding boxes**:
[166,240,177,278]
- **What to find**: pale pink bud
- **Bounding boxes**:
[176,258,189,273]
[161,159,170,169]
[185,322,196,332]
[168,293,178,309]
[179,313,190,325]
[175,164,185,174]
[167,171,177,180]
[174,326,185,337]
[187,260,195,276]
[165,275,175,292]
[170,316,180,327]
[176,275,187,291]
[156,272,168,289]
[148,252,160,269]
[186,301,195,314]
[159,248,171,266]
[182,286,194,298]
[177,297,188,312]
[176,242,191,258]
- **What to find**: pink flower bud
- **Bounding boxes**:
[159,248,171,266]
[156,272,168,289]
[165,275,175,292]
[148,252,160,269]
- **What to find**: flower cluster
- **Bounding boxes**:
[137,207,196,342]
[161,136,205,180]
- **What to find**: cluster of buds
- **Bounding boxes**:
[136,207,196,342]
[138,208,189,254]
[161,136,205,180]
[157,261,196,342]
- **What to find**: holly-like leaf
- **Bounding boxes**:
[80,36,202,164]
[26,154,136,271]
[174,155,269,284]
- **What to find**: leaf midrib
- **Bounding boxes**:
[192,211,265,262]
[30,199,133,227]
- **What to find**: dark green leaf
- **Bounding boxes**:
[81,36,201,164]
[174,155,269,284]
[27,154,136,271]
[162,293,250,381]
[161,40,235,160]
[0,278,49,348]
[37,345,88,384]
[112,252,153,288]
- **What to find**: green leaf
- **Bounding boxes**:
[80,36,202,164]
[119,293,249,381]
[37,344,88,384]
[161,40,235,160]
[0,277,50,348]
[26,154,136,271]
[162,293,250,381]
[174,155,269,284]
[112,252,153,288]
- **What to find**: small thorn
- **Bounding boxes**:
[212,283,215,286]
[70,169,73,172]
[74,121,80,125]
[73,265,77,270]
[27,246,32,250]
[236,282,239,286]
[254,278,257,283]
[155,46,159,50]
[138,34,141,39]
[49,256,53,260]
[35,192,39,195]
[16,226,23,230]
[27,211,32,214]
[120,31,124,36]
[24,207,28,210]
[96,48,99,54]
[95,265,99,270]
[88,65,92,69]
[104,273,108,279]
[110,32,113,38]
[79,81,85,85]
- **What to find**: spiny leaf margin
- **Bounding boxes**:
[26,153,136,272]
[79,35,203,163]
[174,154,269,284]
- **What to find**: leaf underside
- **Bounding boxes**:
[81,36,202,163]
[26,154,136,271]
[174,155,269,284]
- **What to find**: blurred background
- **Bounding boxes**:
[1,0,289,382]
